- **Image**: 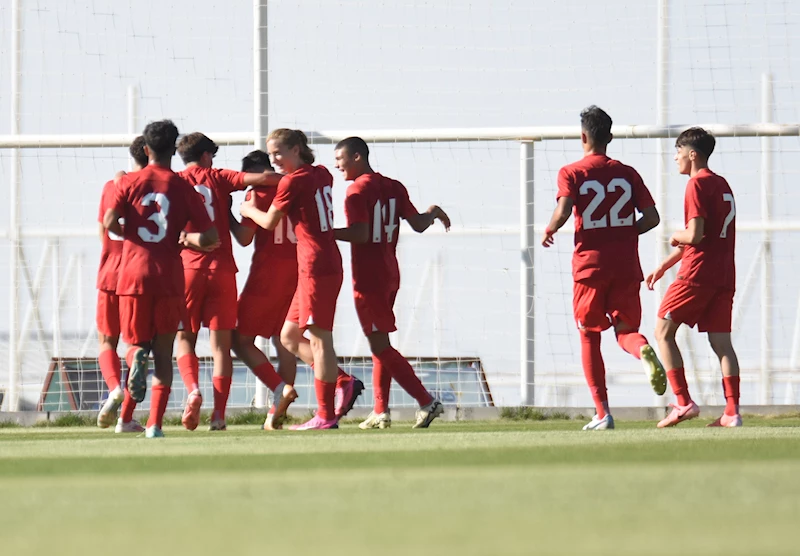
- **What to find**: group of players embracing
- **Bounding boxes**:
[543,106,741,430]
[95,121,450,437]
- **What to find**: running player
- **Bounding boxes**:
[542,105,666,430]
[333,136,449,429]
[103,120,218,438]
[647,127,741,428]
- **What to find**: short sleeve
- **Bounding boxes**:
[217,168,247,193]
[395,182,419,220]
[556,167,577,201]
[186,183,214,231]
[629,168,655,210]
[344,186,370,226]
[684,179,707,221]
[271,175,297,214]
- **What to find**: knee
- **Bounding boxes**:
[654,320,673,343]
[708,334,732,357]
[280,330,299,354]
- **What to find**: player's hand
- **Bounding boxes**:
[239,196,256,218]
[196,239,221,252]
[431,206,451,231]
[645,267,665,290]
[541,229,555,248]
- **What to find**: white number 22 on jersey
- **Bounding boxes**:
[373,198,398,243]
[138,192,170,243]
[579,178,633,230]
[315,186,335,232]
[720,193,736,239]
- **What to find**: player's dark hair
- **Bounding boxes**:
[241,150,273,172]
[675,127,716,159]
[142,120,179,158]
[268,128,314,165]
[580,105,613,145]
[177,132,219,164]
[335,137,370,159]
[129,135,148,168]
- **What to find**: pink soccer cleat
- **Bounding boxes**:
[334,377,364,420]
[182,390,203,431]
[289,414,339,430]
[707,413,743,427]
[657,401,700,428]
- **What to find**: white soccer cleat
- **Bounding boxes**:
[413,399,443,429]
[582,414,615,430]
[97,387,124,429]
[359,410,392,430]
[115,418,145,433]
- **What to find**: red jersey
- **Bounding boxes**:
[344,173,418,293]
[676,169,736,290]
[557,154,655,283]
[112,165,213,296]
[272,164,342,277]
[178,166,247,272]
[241,187,297,268]
[97,179,124,292]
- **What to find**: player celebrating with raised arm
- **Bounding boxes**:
[333,137,449,429]
[230,150,300,430]
[175,133,280,432]
[239,129,346,430]
[103,120,218,438]
[542,105,666,431]
[647,127,741,428]
[95,136,148,433]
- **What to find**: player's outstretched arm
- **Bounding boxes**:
[645,246,684,290]
[102,208,123,237]
[636,206,660,235]
[240,195,283,231]
[243,170,282,188]
[670,217,705,246]
[334,223,369,244]
[406,205,450,233]
[541,197,574,247]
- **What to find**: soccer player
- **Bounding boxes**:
[646,127,741,428]
[230,150,300,430]
[103,120,218,438]
[332,136,449,429]
[542,105,666,431]
[96,136,148,433]
[175,133,282,431]
[239,128,348,430]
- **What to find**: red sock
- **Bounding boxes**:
[177,354,200,392]
[251,361,282,392]
[372,355,392,414]
[722,375,740,416]
[616,331,648,359]
[99,349,121,391]
[378,347,433,407]
[146,384,170,429]
[120,389,136,422]
[336,367,351,389]
[315,378,336,421]
[667,368,692,406]
[580,330,608,419]
[212,376,232,420]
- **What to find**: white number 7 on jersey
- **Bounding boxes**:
[720,193,736,239]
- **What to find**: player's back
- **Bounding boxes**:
[347,173,416,292]
[678,169,736,290]
[115,165,210,296]
[97,179,124,292]
[275,164,341,276]
[178,166,245,272]
[558,154,654,283]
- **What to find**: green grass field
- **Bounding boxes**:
[2,418,800,556]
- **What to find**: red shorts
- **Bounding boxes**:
[354,289,398,336]
[573,278,642,332]
[183,268,238,332]
[237,259,298,338]
[119,294,186,345]
[286,272,343,331]
[658,281,733,333]
[96,290,120,337]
